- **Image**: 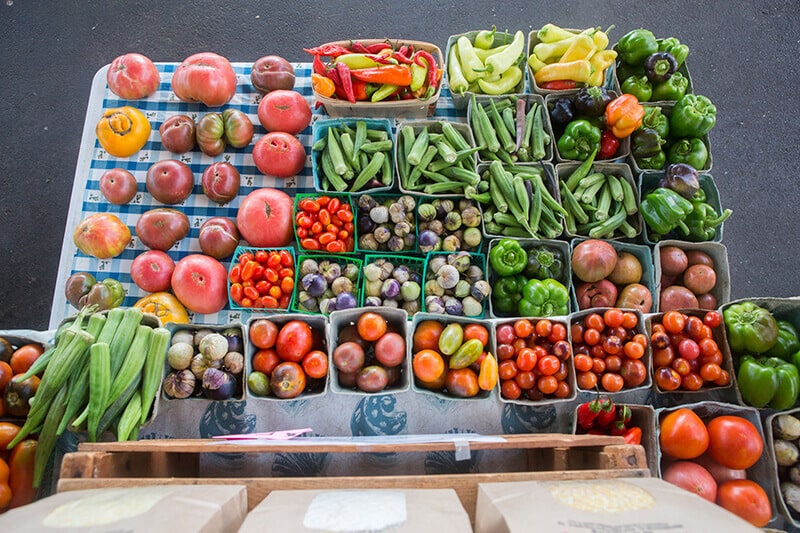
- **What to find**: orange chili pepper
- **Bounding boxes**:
[350,65,412,86]
[478,353,499,391]
[311,72,336,98]
[605,94,645,138]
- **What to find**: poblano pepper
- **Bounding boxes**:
[621,75,652,102]
[524,246,564,281]
[518,278,569,317]
[667,137,708,169]
[631,128,665,158]
[723,301,779,355]
[557,119,602,161]
[492,274,526,315]
[639,187,693,237]
[637,150,666,170]
[651,72,689,101]
[737,355,800,410]
[766,320,800,361]
[489,238,528,277]
[615,29,659,65]
[670,94,717,137]
[682,188,732,241]
[657,37,690,68]
[641,105,670,139]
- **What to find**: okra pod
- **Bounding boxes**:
[57,361,90,436]
[595,182,613,221]
[528,176,542,232]
[353,120,367,161]
[109,306,144,378]
[96,307,124,345]
[117,390,142,442]
[514,175,531,223]
[488,99,516,154]
[339,132,358,170]
[588,207,627,239]
[33,384,69,488]
[406,126,429,166]
[359,140,393,154]
[471,95,501,153]
[321,150,349,192]
[350,151,385,192]
[139,327,170,426]
[560,183,590,224]
[407,145,439,187]
[618,175,640,215]
[564,149,598,191]
[441,121,471,152]
[531,104,546,160]
[607,174,625,202]
[108,324,152,405]
[327,128,348,176]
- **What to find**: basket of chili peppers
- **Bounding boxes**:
[304,39,443,118]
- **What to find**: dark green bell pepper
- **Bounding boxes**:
[557,119,602,161]
[651,72,689,101]
[682,188,732,241]
[641,105,670,139]
[631,128,665,158]
[518,278,569,317]
[639,187,693,238]
[616,62,645,82]
[636,150,667,170]
[667,137,708,169]
[616,28,659,65]
[724,301,779,355]
[670,94,717,137]
[766,320,800,361]
[737,355,800,410]
[657,37,690,68]
[621,75,652,102]
[489,238,527,277]
[492,274,526,315]
[524,246,564,281]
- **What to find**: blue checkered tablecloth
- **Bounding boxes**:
[50,62,466,329]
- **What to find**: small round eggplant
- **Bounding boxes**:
[659,162,700,199]
[644,51,678,83]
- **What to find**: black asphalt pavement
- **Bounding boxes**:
[1,1,798,330]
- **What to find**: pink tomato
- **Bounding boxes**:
[130,250,175,293]
[256,89,312,134]
[107,53,160,100]
[236,188,294,248]
[251,132,306,178]
[171,52,237,107]
[171,254,228,314]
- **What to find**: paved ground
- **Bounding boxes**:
[0,1,797,330]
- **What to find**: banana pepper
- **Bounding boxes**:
[737,355,800,410]
[95,106,151,157]
[518,278,569,317]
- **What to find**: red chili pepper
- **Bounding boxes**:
[325,67,349,101]
[413,50,438,89]
[366,53,398,65]
[366,42,391,54]
[595,398,617,428]
[576,399,601,430]
[623,426,642,445]
[609,420,628,436]
[335,62,356,103]
[350,41,370,54]
[351,79,369,101]
[303,44,352,57]
[312,55,327,76]
[599,128,620,159]
[539,80,578,90]
[616,405,632,425]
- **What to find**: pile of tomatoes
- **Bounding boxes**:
[659,407,771,528]
[496,318,572,401]
[247,318,327,399]
[0,339,45,419]
[650,310,730,392]
[411,319,497,398]
[0,422,37,513]
[332,311,406,393]
[571,308,649,393]
[228,249,295,309]
[295,196,355,253]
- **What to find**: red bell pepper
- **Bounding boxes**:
[576,399,601,429]
[599,128,620,159]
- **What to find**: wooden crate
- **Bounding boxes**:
[58,434,648,523]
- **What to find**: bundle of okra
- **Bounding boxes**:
[396,120,485,197]
[6,306,169,487]
[469,94,551,164]
[312,120,394,193]
[481,160,566,239]
[559,150,641,239]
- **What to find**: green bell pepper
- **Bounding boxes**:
[651,72,689,101]
[557,119,602,161]
[670,94,717,137]
[631,128,665,158]
[524,246,564,281]
[737,355,800,410]
[639,187,693,238]
[724,301,779,355]
[518,278,569,318]
[636,149,667,170]
[616,62,645,82]
[492,274,526,315]
[667,137,708,169]
[641,105,670,139]
[766,320,800,361]
[621,75,652,102]
[657,37,690,68]
[616,28,659,66]
[489,238,527,277]
[682,188,732,241]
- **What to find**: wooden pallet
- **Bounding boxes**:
[58,433,648,522]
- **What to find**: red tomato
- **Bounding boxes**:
[249,319,279,349]
[171,254,228,314]
[463,324,489,347]
[275,320,313,362]
[357,312,387,342]
[706,416,764,470]
[412,350,445,384]
[171,52,236,107]
[445,368,479,398]
[716,480,771,528]
[659,408,709,460]
[302,350,329,379]
[107,53,161,100]
[374,332,406,368]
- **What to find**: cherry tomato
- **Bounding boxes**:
[548,322,567,343]
[603,308,624,328]
[620,311,638,329]
[513,319,534,339]
[501,379,522,400]
[574,354,593,373]
[577,370,597,390]
[703,311,723,329]
[600,372,624,392]
[534,319,552,338]
[537,355,560,376]
[585,313,604,331]
[499,359,518,381]
[678,338,701,361]
[357,312,387,342]
[537,375,558,395]
[662,311,687,334]
[412,349,445,383]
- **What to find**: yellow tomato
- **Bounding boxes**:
[134,292,190,325]
[95,106,151,157]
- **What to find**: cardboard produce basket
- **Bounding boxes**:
[310,39,443,118]
[359,254,425,317]
[765,407,800,531]
[654,239,731,312]
[0,329,51,423]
